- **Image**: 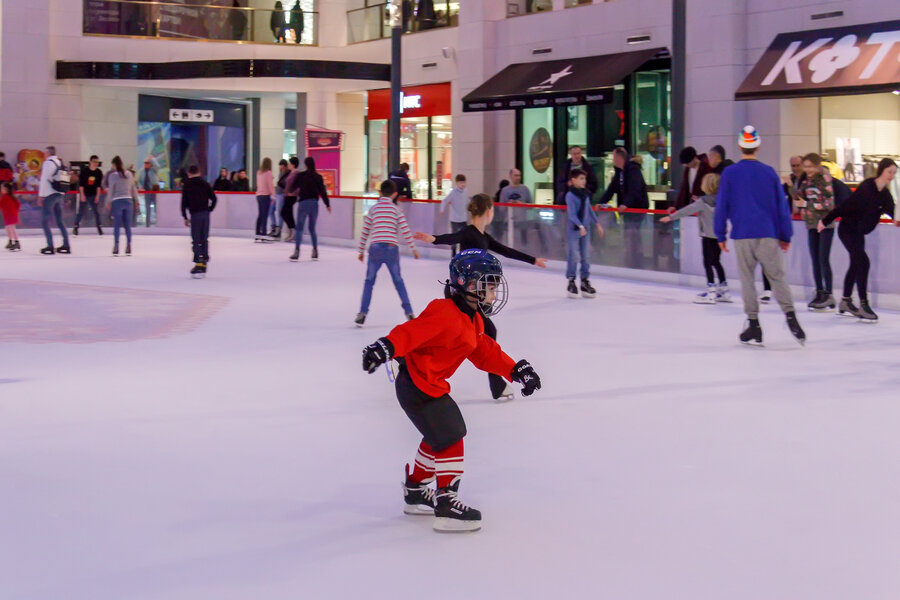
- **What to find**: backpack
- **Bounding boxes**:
[832,178,852,207]
[48,158,71,193]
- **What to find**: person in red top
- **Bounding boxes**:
[362,249,542,532]
[1,182,21,252]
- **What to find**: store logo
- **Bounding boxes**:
[527,65,574,91]
[399,92,422,114]
[762,30,900,86]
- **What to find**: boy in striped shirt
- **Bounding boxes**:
[356,180,421,327]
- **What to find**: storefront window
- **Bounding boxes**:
[506,0,553,17]
[820,93,900,184]
[283,129,297,161]
[631,69,671,189]
[564,0,594,6]
[431,116,453,198]
[520,107,555,204]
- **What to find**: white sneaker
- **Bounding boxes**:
[716,284,733,303]
[760,290,772,303]
[693,285,717,304]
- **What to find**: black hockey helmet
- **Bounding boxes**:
[448,249,508,316]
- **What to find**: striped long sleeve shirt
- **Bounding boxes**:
[359,197,416,253]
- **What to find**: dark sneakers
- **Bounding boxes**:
[433,477,481,533]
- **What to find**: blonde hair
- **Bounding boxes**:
[700,172,720,196]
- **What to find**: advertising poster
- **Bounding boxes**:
[15,149,46,191]
[320,169,338,196]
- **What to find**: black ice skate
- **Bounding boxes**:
[190,263,207,279]
[73,225,79,236]
[809,292,835,311]
[858,300,878,322]
[581,279,597,298]
[354,313,366,327]
[40,246,55,255]
[125,243,132,256]
[402,465,436,516]
[838,297,860,317]
[785,312,806,346]
[56,245,71,254]
[98,226,104,236]
[9,241,21,252]
[112,243,119,256]
[566,277,578,299]
[740,319,763,346]
[289,249,299,262]
[4,240,12,250]
[405,312,415,321]
[433,477,481,533]
[311,248,319,261]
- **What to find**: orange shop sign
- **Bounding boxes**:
[367,83,452,120]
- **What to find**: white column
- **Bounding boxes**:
[259,94,287,165]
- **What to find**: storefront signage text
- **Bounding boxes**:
[368,83,452,120]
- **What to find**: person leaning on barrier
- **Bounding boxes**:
[599,147,649,268]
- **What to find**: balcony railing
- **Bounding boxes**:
[347,1,459,44]
[83,0,319,45]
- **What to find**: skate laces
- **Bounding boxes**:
[405,480,436,504]
[439,489,471,511]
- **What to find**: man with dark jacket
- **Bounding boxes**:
[708,145,734,175]
[556,146,598,199]
[600,147,649,268]
[675,146,712,209]
[181,165,217,276]
[389,163,413,202]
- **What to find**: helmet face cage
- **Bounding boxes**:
[474,272,508,316]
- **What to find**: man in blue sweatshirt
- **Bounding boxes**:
[714,126,805,346]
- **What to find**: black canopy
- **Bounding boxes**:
[736,20,900,100]
[462,48,664,112]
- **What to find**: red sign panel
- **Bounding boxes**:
[367,83,452,121]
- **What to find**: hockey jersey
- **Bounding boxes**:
[387,297,515,397]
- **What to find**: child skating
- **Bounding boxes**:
[361,249,542,532]
[661,173,731,304]
[181,165,217,278]
[1,183,21,252]
[355,180,420,326]
[565,169,604,298]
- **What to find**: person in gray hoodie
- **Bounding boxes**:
[103,155,140,256]
[439,174,469,255]
[662,173,729,304]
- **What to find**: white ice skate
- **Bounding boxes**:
[693,284,717,305]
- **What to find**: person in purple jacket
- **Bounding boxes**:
[714,126,805,346]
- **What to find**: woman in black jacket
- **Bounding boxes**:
[271,1,286,42]
[818,158,898,321]
[599,147,649,268]
[289,156,330,262]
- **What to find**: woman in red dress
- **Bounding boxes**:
[0,182,21,252]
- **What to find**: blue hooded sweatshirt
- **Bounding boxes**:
[714,158,793,243]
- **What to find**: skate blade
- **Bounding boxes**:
[858,318,878,324]
[715,297,733,303]
[433,517,481,532]
[581,292,596,299]
[403,504,435,516]
[740,340,764,348]
[566,292,579,299]
[693,299,716,305]
[191,274,206,279]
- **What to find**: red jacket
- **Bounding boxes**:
[387,298,515,397]
[675,154,713,209]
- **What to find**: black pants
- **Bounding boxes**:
[701,237,726,285]
[281,196,297,230]
[75,195,101,228]
[838,224,869,300]
[190,210,210,263]
[395,361,466,452]
[482,317,510,399]
[449,221,466,256]
[807,227,834,293]
[256,195,271,236]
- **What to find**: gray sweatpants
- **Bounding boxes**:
[734,238,794,319]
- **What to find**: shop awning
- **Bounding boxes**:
[462,48,665,112]
[736,20,900,100]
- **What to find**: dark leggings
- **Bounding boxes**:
[483,317,508,399]
[256,195,271,236]
[807,227,834,293]
[701,237,726,285]
[838,224,869,300]
[281,196,297,230]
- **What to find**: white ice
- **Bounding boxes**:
[1,235,899,600]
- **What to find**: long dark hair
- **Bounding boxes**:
[876,158,897,178]
[304,156,316,172]
[111,155,125,175]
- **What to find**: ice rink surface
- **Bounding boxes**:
[1,235,899,600]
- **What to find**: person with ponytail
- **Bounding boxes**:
[102,155,139,256]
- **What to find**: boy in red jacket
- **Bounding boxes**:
[362,249,541,532]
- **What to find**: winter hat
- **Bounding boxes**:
[738,125,760,149]
[679,146,698,164]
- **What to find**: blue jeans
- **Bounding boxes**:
[256,195,271,235]
[295,199,319,249]
[41,193,69,247]
[808,227,834,293]
[360,243,413,315]
[269,193,284,229]
[566,228,590,280]
[111,198,134,244]
[191,210,210,263]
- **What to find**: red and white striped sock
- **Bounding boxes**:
[408,440,435,484]
[434,439,464,489]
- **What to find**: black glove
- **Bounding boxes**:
[511,359,541,397]
[362,337,394,374]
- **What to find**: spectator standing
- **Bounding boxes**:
[674,146,712,209]
[289,0,304,43]
[103,156,140,256]
[75,155,104,236]
[255,158,275,242]
[796,154,836,311]
[440,174,470,255]
[38,146,71,255]
[181,165,218,278]
[233,169,250,192]
[269,158,288,238]
[271,1,286,42]
[599,147,650,269]
[556,145,598,200]
[819,158,898,322]
[565,169,604,298]
[389,163,413,202]
[138,156,159,227]
[714,126,805,345]
[229,0,248,40]
[289,156,331,262]
[355,179,420,326]
[213,167,232,191]
[1,182,21,251]
[708,145,733,175]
